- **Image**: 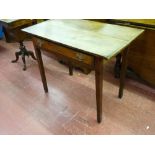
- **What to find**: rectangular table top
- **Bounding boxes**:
[22,19,144,59]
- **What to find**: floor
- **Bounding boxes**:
[0,40,155,135]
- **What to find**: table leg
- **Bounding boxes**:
[114,53,121,78]
[11,41,37,71]
[11,51,21,63]
[68,62,73,76]
[22,54,26,71]
[33,43,48,93]
[118,47,129,98]
[95,57,103,123]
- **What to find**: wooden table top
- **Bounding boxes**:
[0,19,19,23]
[0,19,33,27]
[119,19,155,25]
[110,19,155,29]
[22,20,144,59]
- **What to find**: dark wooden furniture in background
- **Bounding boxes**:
[107,19,155,87]
[0,19,37,70]
[23,20,143,123]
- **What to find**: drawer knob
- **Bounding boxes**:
[76,53,85,61]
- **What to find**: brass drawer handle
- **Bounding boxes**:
[76,53,85,61]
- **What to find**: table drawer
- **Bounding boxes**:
[35,39,94,67]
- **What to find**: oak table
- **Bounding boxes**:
[0,19,37,70]
[23,20,144,123]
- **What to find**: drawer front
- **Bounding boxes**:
[35,38,94,67]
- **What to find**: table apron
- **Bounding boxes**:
[33,37,95,69]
